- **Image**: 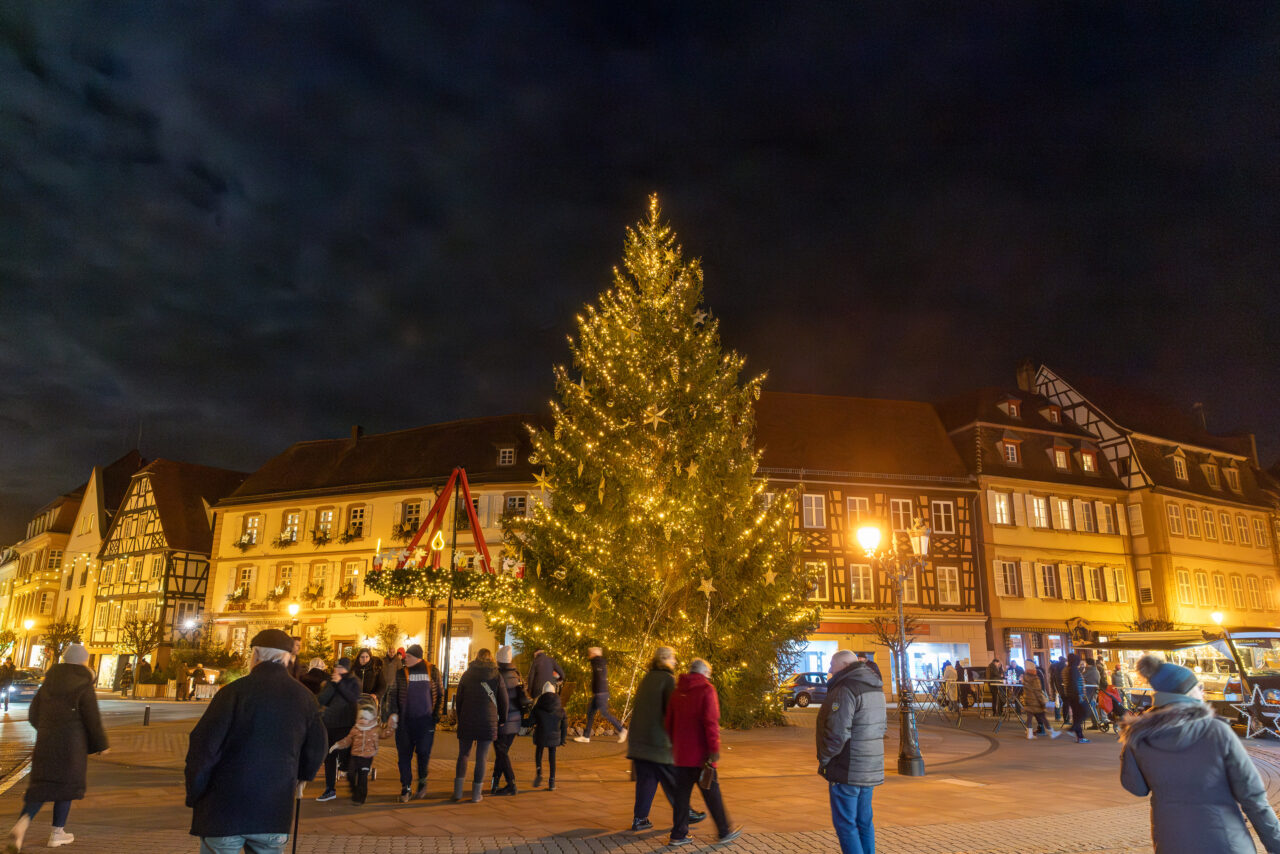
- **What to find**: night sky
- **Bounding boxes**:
[2,3,1278,543]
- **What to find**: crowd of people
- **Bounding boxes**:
[10,635,1280,854]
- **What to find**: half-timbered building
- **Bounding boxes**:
[89,459,246,685]
[937,387,1138,667]
[755,392,985,689]
[1031,365,1280,630]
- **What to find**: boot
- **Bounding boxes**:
[491,778,501,795]
[1026,728,1035,739]
[414,778,428,800]
[471,783,483,803]
[8,814,29,853]
[498,782,517,796]
[452,777,465,801]
[48,827,75,848]
[547,778,556,791]
[532,770,543,788]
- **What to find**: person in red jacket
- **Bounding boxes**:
[662,658,742,847]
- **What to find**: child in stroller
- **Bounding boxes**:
[1095,684,1130,729]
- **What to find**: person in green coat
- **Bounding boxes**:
[624,647,705,833]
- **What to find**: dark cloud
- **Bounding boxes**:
[1,2,1277,541]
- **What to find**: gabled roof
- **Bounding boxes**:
[934,387,1095,440]
[1129,439,1272,507]
[97,450,147,531]
[126,460,248,554]
[222,414,542,504]
[755,392,970,482]
[1052,373,1255,458]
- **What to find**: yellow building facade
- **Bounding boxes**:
[6,489,82,667]
[206,417,539,683]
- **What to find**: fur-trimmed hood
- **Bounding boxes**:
[1120,701,1217,751]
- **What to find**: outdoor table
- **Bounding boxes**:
[987,683,1025,733]
[911,678,951,725]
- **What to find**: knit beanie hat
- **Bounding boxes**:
[405,644,424,660]
[63,644,89,666]
[1136,654,1199,706]
[496,645,513,664]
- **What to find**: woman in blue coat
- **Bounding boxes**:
[1121,655,1280,854]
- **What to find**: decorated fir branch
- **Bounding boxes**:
[483,196,818,726]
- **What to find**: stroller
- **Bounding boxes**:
[1094,685,1131,731]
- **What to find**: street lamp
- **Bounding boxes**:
[287,602,300,632]
[856,518,929,777]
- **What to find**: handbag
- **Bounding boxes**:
[697,760,716,791]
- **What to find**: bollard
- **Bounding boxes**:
[143,705,151,727]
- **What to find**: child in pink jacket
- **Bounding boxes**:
[329,694,381,804]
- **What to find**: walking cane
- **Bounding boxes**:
[292,782,303,854]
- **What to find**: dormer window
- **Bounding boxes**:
[1171,454,1188,481]
[1202,464,1220,489]
[497,446,516,467]
[1002,440,1021,464]
[1047,408,1060,423]
[1053,448,1070,470]
[1000,399,1021,419]
[1224,467,1241,492]
[1080,451,1097,473]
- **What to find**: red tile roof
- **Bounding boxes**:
[135,460,248,554]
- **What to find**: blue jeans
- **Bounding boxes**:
[585,692,623,735]
[199,833,289,854]
[829,782,875,854]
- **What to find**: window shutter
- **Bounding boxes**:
[1137,570,1154,605]
[1094,501,1107,531]
[1072,499,1087,529]
[1102,567,1116,601]
[1012,493,1027,527]
[1058,565,1072,600]
[986,490,999,522]
[1025,494,1038,525]
[1084,566,1097,601]
[1116,503,1128,535]
[993,559,1007,597]
[1127,504,1145,536]
[393,502,403,527]
[1049,497,1062,530]
[1020,560,1036,599]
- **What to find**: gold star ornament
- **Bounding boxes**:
[698,577,716,596]
[764,569,777,586]
[644,406,669,430]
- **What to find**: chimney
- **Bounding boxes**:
[1191,403,1207,432]
[1015,358,1036,393]
[351,425,364,442]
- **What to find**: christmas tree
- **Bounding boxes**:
[485,196,817,725]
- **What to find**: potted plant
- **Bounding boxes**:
[337,528,359,544]
[271,532,298,548]
[226,585,250,605]
[300,584,325,606]
[390,523,415,542]
[311,529,331,546]
[264,584,291,605]
[334,582,358,606]
[232,534,254,553]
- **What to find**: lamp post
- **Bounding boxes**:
[287,602,300,633]
[856,518,929,777]
[22,619,34,669]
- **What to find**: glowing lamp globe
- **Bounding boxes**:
[856,525,882,556]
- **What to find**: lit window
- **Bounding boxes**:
[1176,570,1193,605]
[1054,449,1069,470]
[937,566,960,605]
[1171,456,1187,481]
[992,493,1013,526]
[890,499,913,532]
[846,497,869,525]
[1003,442,1020,464]
[1183,506,1200,537]
[849,564,873,603]
[1220,512,1234,544]
[1046,408,1060,423]
[1202,509,1217,540]
[1248,576,1262,610]
[1237,514,1251,545]
[243,516,261,544]
[1231,576,1246,609]
[1213,574,1228,607]
[277,564,294,589]
[1204,466,1219,489]
[1196,571,1211,606]
[282,512,300,543]
[342,561,361,595]
[317,509,334,537]
[1030,496,1050,528]
[1080,452,1096,473]
[1054,498,1072,530]
[996,560,1020,597]
[347,506,365,537]
[930,500,955,534]
[802,494,826,529]
[1166,504,1183,535]
[1079,502,1097,533]
[497,447,516,466]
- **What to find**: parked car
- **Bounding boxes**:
[781,672,828,708]
[5,670,43,702]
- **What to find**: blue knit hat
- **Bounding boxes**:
[1136,654,1199,706]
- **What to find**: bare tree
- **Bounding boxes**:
[115,616,164,697]
[41,620,83,667]
[871,614,922,693]
[0,630,15,661]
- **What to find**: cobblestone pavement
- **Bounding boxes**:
[3,700,1280,852]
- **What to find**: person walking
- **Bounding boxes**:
[664,659,742,847]
[327,695,381,805]
[1082,656,1102,730]
[452,648,508,803]
[941,660,957,711]
[1049,657,1066,724]
[816,650,885,854]
[575,647,627,744]
[526,649,564,695]
[175,660,191,702]
[1121,654,1280,853]
[0,657,14,713]
[351,649,385,699]
[118,664,134,698]
[530,681,567,791]
[625,647,706,832]
[383,644,444,802]
[185,629,327,854]
[1021,660,1060,741]
[191,663,208,700]
[137,658,152,684]
[6,644,108,852]
[1063,652,1089,743]
[491,646,528,796]
[315,657,361,802]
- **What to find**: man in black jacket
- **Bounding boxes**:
[384,644,445,802]
[185,629,326,854]
[574,647,627,744]
[526,649,565,696]
[315,657,361,801]
[816,650,886,854]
